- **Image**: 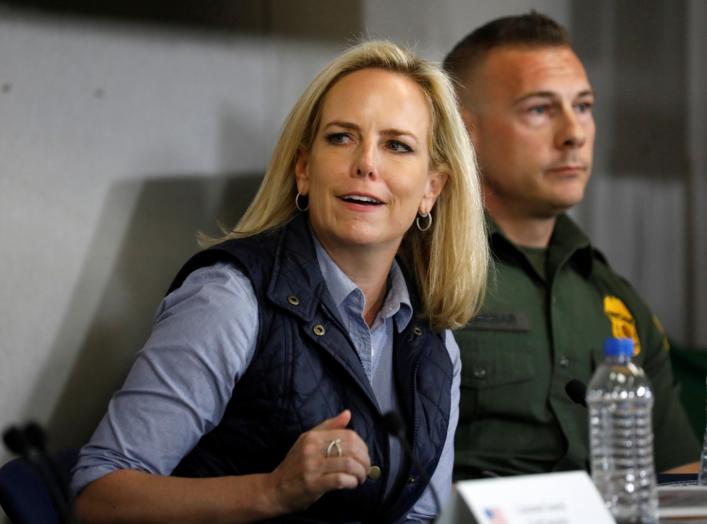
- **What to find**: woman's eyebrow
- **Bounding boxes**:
[322,120,359,131]
[322,121,419,141]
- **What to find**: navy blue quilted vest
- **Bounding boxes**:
[168,214,452,523]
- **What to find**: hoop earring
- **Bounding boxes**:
[295,192,309,212]
[416,211,432,232]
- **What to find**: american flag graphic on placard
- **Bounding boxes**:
[484,507,509,524]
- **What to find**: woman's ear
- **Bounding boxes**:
[420,169,448,214]
[294,148,310,195]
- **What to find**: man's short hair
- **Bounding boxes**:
[443,11,571,95]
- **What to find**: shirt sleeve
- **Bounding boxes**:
[70,262,259,496]
[640,308,701,471]
[404,329,461,522]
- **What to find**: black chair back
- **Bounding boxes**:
[0,448,77,524]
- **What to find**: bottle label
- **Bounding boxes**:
[603,296,641,356]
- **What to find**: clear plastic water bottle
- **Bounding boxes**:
[698,376,707,485]
[587,337,658,523]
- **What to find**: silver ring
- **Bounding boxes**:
[325,438,343,458]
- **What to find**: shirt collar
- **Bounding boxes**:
[548,214,595,277]
[487,213,596,279]
[311,231,413,332]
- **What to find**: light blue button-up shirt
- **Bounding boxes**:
[72,238,460,522]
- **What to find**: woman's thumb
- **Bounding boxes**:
[313,409,351,431]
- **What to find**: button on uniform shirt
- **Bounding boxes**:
[72,236,460,522]
[453,214,698,478]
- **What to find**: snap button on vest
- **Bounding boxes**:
[313,324,326,336]
[407,475,416,484]
[368,465,382,480]
[413,327,422,336]
[287,295,300,306]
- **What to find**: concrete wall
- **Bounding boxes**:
[0,1,347,477]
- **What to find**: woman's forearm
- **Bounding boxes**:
[75,412,370,523]
[75,469,281,524]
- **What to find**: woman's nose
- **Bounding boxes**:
[352,143,378,178]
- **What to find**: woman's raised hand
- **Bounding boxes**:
[265,409,371,514]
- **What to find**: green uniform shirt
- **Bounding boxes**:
[454,214,699,478]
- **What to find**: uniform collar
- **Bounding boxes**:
[487,213,598,281]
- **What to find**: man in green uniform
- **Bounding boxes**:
[443,12,699,477]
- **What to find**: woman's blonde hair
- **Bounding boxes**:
[218,40,487,330]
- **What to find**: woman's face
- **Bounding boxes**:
[295,67,446,259]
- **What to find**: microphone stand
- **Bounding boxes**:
[382,411,442,517]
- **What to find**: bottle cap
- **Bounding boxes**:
[604,337,634,358]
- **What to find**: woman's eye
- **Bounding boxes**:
[388,140,413,153]
[326,132,350,145]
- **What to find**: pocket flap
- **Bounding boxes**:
[460,342,535,389]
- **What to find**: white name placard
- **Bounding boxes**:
[438,471,615,524]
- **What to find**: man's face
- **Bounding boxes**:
[463,46,595,219]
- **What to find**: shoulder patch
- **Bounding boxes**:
[603,295,641,356]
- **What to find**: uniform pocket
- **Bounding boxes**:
[457,333,535,421]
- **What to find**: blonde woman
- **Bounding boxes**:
[73,40,487,522]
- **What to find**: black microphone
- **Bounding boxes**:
[565,379,587,408]
[564,380,593,474]
[382,411,442,518]
[24,422,72,504]
[23,421,48,452]
[3,426,29,456]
